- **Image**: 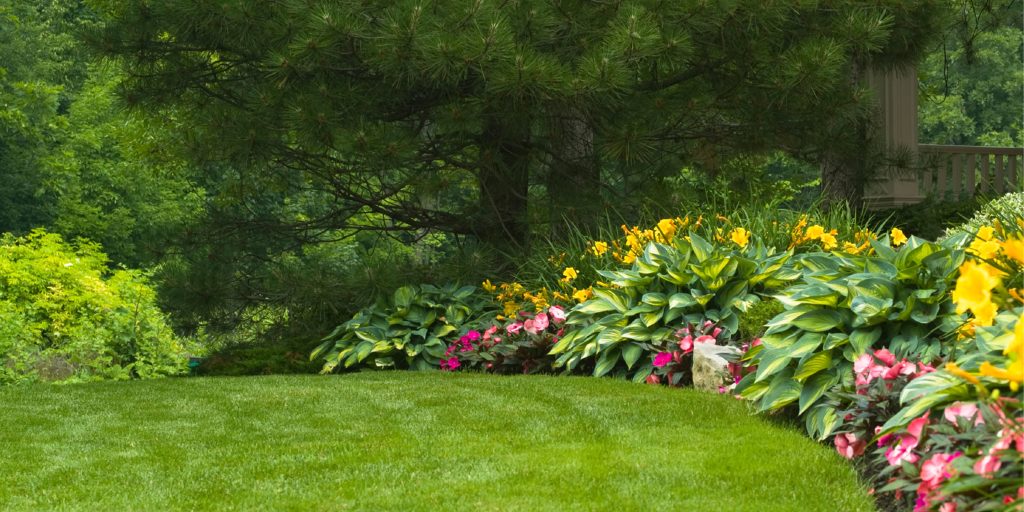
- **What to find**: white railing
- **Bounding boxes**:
[919,145,1023,198]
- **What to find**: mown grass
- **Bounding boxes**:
[0,373,873,511]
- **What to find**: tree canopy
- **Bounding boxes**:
[89,0,946,251]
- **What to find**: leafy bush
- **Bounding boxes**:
[313,284,488,372]
[441,306,568,375]
[551,234,798,378]
[943,192,1024,240]
[738,298,785,341]
[0,230,188,383]
[737,235,967,440]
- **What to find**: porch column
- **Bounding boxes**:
[862,65,924,209]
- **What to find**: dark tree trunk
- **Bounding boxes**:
[820,152,865,208]
[546,107,600,238]
[476,118,531,254]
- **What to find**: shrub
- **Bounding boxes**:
[943,192,1024,240]
[0,230,188,384]
[313,284,488,372]
[442,306,568,375]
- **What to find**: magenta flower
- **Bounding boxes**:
[447,357,460,370]
[653,352,672,367]
[464,330,481,342]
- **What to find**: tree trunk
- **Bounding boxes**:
[820,152,865,208]
[547,107,600,238]
[476,118,531,254]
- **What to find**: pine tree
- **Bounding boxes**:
[88,0,947,250]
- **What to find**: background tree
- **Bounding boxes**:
[87,0,947,251]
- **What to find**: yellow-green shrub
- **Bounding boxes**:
[0,230,188,383]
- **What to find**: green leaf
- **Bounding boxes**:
[594,347,621,377]
[574,298,618,315]
[754,348,793,382]
[848,327,881,354]
[621,343,644,369]
[791,309,843,332]
[787,332,825,359]
[759,370,801,411]
[798,372,837,414]
[641,292,668,307]
[794,351,832,381]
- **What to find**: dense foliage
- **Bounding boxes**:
[0,230,188,383]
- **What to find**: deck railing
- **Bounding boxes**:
[918,144,1023,199]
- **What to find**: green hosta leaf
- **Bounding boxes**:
[393,286,416,308]
[641,292,668,307]
[776,283,841,307]
[574,298,618,315]
[668,293,697,310]
[787,332,825,359]
[791,309,844,332]
[793,351,832,381]
[714,279,749,309]
[621,324,652,341]
[596,327,624,345]
[621,343,644,369]
[805,403,841,440]
[641,309,664,327]
[736,372,770,401]
[824,333,849,350]
[759,370,801,411]
[593,288,631,313]
[594,347,621,377]
[848,327,881,355]
[760,330,800,350]
[689,233,714,262]
[879,391,951,434]
[754,348,793,382]
[899,371,963,404]
[798,372,837,414]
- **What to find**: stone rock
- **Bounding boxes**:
[692,342,740,393]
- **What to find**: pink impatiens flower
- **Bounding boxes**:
[533,312,549,331]
[678,335,694,354]
[506,322,523,335]
[919,452,961,493]
[645,374,661,385]
[653,352,673,368]
[886,413,929,466]
[694,334,715,344]
[834,433,867,459]
[548,305,567,324]
[873,348,896,366]
[944,402,983,426]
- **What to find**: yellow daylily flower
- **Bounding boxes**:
[976,225,995,241]
[805,225,825,240]
[591,241,609,257]
[951,261,1002,323]
[1002,238,1024,264]
[729,227,750,248]
[481,279,496,293]
[945,362,980,385]
[969,238,1001,260]
[572,287,592,303]
[561,267,578,283]
[819,232,837,250]
[891,228,907,246]
[979,361,1023,383]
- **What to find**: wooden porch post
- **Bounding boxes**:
[862,65,924,209]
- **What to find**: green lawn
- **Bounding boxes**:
[0,373,873,511]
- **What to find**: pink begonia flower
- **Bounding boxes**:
[506,322,523,335]
[533,312,549,331]
[548,305,567,324]
[678,335,694,353]
[645,374,661,385]
[653,352,673,368]
[873,348,896,366]
[944,402,983,426]
[834,433,867,459]
[694,334,715,344]
[886,414,929,466]
[483,325,498,340]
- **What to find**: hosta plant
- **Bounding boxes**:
[551,233,799,378]
[737,234,969,440]
[313,284,486,372]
